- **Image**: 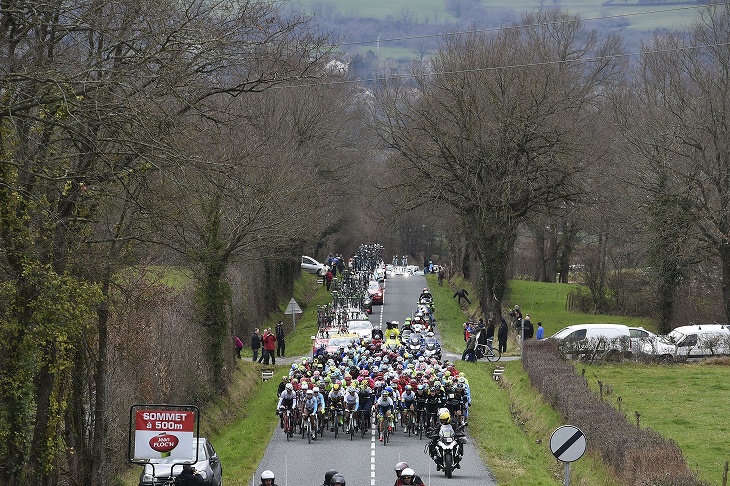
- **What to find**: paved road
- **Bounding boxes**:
[255,273,497,486]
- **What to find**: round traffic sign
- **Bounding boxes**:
[550,425,586,463]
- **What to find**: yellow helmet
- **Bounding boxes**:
[438,409,451,425]
[333,383,340,391]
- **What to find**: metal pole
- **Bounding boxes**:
[565,462,570,486]
[292,312,296,331]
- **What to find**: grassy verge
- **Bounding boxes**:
[431,275,623,486]
[580,362,730,485]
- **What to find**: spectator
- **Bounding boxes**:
[276,320,286,357]
[486,319,496,350]
[262,328,277,365]
[462,333,477,362]
[175,464,205,485]
[325,268,334,291]
[453,288,471,305]
[498,318,508,354]
[251,328,261,363]
[234,335,243,359]
[523,315,534,340]
[437,267,445,286]
[536,321,545,340]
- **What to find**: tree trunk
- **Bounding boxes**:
[546,225,558,283]
[534,225,546,282]
[722,243,730,324]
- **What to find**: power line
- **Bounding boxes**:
[335,4,710,48]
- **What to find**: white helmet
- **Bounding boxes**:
[285,383,293,391]
[400,468,415,479]
[262,470,275,481]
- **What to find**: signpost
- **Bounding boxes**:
[550,425,586,486]
[129,405,200,464]
[284,298,302,330]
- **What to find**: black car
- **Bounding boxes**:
[139,437,223,486]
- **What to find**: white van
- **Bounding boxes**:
[549,324,632,359]
[641,324,730,361]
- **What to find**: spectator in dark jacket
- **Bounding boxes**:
[523,315,534,340]
[453,288,471,305]
[251,328,261,362]
[498,319,508,354]
[276,320,286,357]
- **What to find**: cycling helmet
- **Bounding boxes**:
[285,383,293,391]
[261,470,275,483]
[381,391,390,397]
[312,386,320,393]
[306,389,314,395]
[333,383,340,391]
[438,408,451,425]
[400,468,415,481]
[330,473,346,486]
[323,470,339,486]
[385,386,393,394]
[347,386,356,394]
[394,462,409,473]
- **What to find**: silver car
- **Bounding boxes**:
[301,255,328,276]
[139,437,222,486]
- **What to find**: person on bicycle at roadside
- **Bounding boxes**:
[277,383,297,429]
[328,383,345,431]
[301,389,318,438]
[343,386,360,433]
[376,390,395,442]
[400,384,417,431]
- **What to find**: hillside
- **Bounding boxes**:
[286,0,705,71]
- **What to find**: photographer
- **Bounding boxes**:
[175,464,205,486]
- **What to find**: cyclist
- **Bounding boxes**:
[301,389,318,439]
[343,386,360,433]
[414,384,429,432]
[400,384,417,432]
[328,383,345,431]
[277,383,297,429]
[357,382,374,432]
[376,390,395,442]
[312,386,326,429]
[425,383,444,430]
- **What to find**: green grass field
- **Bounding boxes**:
[581,362,730,485]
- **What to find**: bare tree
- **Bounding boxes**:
[375,10,623,317]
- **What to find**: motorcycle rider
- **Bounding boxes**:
[260,470,278,486]
[393,462,425,486]
[330,473,346,486]
[322,470,338,486]
[427,408,466,471]
[396,468,421,486]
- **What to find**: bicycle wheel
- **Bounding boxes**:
[307,420,311,444]
[349,415,354,441]
[418,412,424,440]
[407,412,412,437]
[486,347,501,362]
[301,417,306,439]
[284,414,290,442]
[333,413,338,438]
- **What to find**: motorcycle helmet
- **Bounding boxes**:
[438,408,451,425]
[394,462,409,475]
[323,470,339,486]
[400,468,415,482]
[330,474,346,486]
[261,470,275,484]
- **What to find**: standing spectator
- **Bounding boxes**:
[437,267,445,286]
[234,335,243,359]
[523,315,534,340]
[498,318,508,354]
[486,319,496,350]
[536,321,544,340]
[462,322,470,342]
[262,328,277,365]
[325,268,334,291]
[276,320,286,357]
[453,288,471,305]
[462,333,477,362]
[251,328,261,363]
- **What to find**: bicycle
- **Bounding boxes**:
[346,409,356,441]
[281,408,294,441]
[358,409,369,438]
[477,338,501,362]
[402,406,415,436]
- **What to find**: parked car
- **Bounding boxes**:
[301,255,328,276]
[640,324,730,361]
[549,324,632,359]
[139,437,222,486]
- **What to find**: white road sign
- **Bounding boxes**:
[550,425,586,463]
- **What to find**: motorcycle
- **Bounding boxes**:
[422,340,441,361]
[426,423,465,478]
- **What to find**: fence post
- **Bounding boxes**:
[722,460,728,486]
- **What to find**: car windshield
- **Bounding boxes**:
[148,440,207,465]
[328,337,354,347]
[368,281,380,291]
[348,321,372,331]
[663,330,685,344]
